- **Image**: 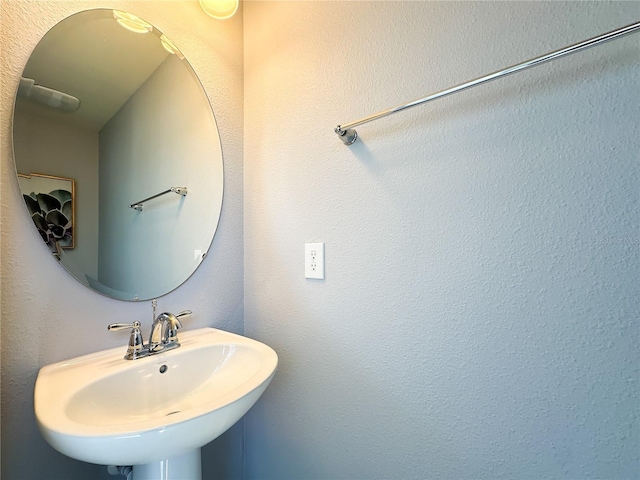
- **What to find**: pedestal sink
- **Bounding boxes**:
[34,328,277,479]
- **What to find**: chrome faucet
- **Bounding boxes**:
[108,309,192,360]
[148,311,192,352]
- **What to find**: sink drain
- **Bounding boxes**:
[159,365,168,374]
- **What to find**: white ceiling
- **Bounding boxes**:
[20,9,170,131]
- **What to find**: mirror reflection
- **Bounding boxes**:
[13,9,224,301]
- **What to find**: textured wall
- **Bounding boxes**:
[244,2,639,479]
[0,1,243,479]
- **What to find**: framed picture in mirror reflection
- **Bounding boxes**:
[17,173,75,253]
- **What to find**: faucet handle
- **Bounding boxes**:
[107,321,141,331]
[168,310,190,333]
[108,321,145,360]
[167,311,192,343]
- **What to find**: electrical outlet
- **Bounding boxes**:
[305,243,325,279]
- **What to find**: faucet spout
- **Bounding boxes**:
[149,310,192,352]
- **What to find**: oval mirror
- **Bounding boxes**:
[12,9,224,301]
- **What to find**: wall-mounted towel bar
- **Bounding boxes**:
[335,21,640,145]
[129,187,187,211]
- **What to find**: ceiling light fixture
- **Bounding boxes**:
[199,0,239,20]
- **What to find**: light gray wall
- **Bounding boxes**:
[99,54,223,300]
[0,1,243,479]
[243,2,639,479]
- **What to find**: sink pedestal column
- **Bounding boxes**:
[132,449,201,480]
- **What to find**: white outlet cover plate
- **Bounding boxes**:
[305,243,324,279]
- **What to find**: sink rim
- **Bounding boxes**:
[35,327,278,439]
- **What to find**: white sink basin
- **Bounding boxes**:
[34,328,277,467]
